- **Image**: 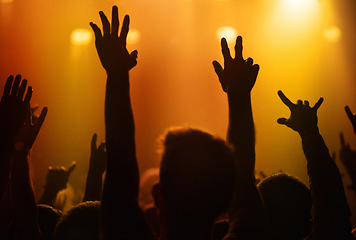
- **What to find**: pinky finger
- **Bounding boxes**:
[313,97,324,110]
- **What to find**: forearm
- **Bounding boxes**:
[302,134,353,239]
[11,151,41,239]
[105,72,139,198]
[83,168,103,202]
[227,94,255,175]
[227,94,266,235]
[0,143,14,199]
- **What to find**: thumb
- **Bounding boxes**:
[277,118,288,125]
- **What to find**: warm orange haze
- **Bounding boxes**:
[1,0,356,226]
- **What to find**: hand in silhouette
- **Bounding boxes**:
[213,36,259,96]
[345,106,356,135]
[16,106,47,150]
[0,75,32,144]
[277,91,323,137]
[90,133,106,174]
[44,162,76,191]
[90,5,138,74]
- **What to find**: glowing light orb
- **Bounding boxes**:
[279,0,319,19]
[71,29,92,46]
[216,26,238,44]
[324,26,341,43]
[127,29,141,45]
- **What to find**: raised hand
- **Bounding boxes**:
[0,75,32,144]
[90,133,106,174]
[83,134,106,202]
[212,36,259,96]
[90,5,138,74]
[345,106,356,135]
[16,106,47,150]
[44,162,76,192]
[277,90,324,137]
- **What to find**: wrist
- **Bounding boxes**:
[13,142,29,155]
[298,126,320,139]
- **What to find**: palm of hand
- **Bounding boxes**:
[90,7,138,74]
[213,36,259,95]
[277,91,323,136]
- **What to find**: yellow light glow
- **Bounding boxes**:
[324,26,341,43]
[71,29,92,46]
[281,0,318,12]
[0,0,14,3]
[279,0,319,20]
[127,29,141,45]
[216,26,238,44]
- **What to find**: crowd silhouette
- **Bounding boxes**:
[1,5,356,240]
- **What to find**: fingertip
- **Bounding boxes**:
[277,118,287,125]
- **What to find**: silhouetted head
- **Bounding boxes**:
[258,173,312,240]
[54,201,100,240]
[37,204,62,240]
[153,127,235,225]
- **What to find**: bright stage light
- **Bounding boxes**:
[281,0,318,11]
[127,29,141,45]
[216,26,237,44]
[71,29,92,46]
[324,26,341,43]
[279,0,319,19]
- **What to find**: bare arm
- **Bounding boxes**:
[91,6,152,239]
[277,91,354,239]
[213,37,267,239]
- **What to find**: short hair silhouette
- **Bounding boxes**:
[37,204,62,240]
[258,173,312,239]
[54,201,100,240]
[159,127,236,223]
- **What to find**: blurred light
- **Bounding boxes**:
[216,26,237,44]
[1,0,14,3]
[71,29,92,46]
[281,0,318,11]
[127,29,141,45]
[279,0,319,19]
[324,26,341,43]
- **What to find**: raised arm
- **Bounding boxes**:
[277,91,354,239]
[83,133,106,202]
[9,77,47,239]
[213,37,267,239]
[90,6,152,239]
[0,75,30,199]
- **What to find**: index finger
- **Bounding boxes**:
[111,5,119,36]
[221,38,232,62]
[345,106,354,122]
[234,36,243,61]
[312,97,324,110]
[277,90,294,108]
[119,15,130,43]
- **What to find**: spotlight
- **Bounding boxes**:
[324,26,341,43]
[216,26,237,44]
[127,29,141,45]
[71,29,92,46]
